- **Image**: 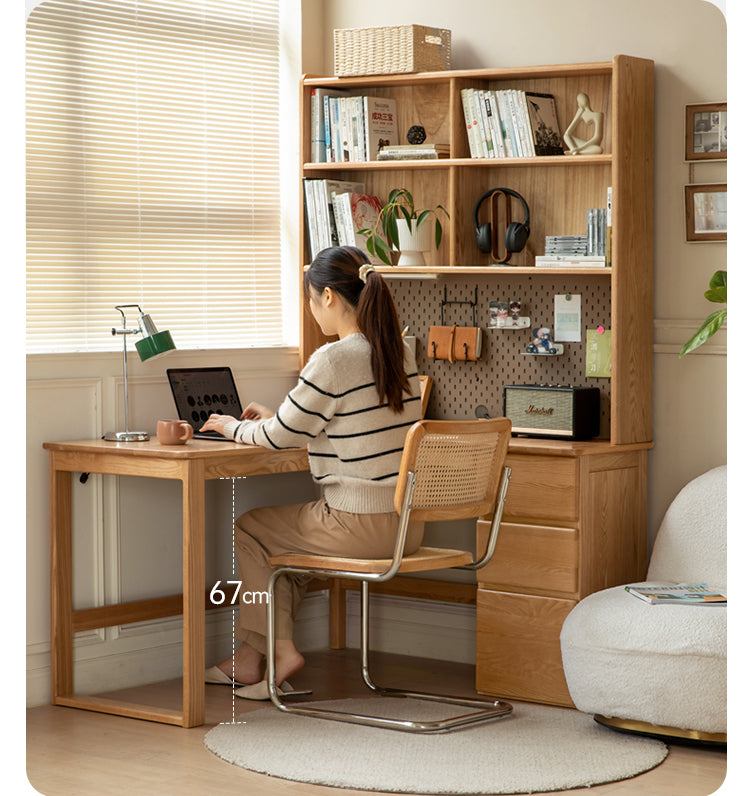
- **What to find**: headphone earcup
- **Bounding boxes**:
[476,222,493,254]
[505,221,530,253]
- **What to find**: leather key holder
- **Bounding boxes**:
[428,325,483,362]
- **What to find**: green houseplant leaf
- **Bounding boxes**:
[679,270,727,357]
[357,188,449,265]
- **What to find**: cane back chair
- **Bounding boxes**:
[265,417,513,733]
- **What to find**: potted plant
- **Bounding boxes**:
[358,188,449,266]
[679,269,727,357]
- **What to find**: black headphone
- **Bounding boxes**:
[473,188,530,262]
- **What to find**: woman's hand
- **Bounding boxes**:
[200,413,236,437]
[240,402,274,421]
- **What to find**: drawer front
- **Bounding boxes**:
[477,520,578,595]
[503,454,578,522]
[476,589,575,707]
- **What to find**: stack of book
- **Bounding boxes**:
[310,89,399,163]
[535,235,605,268]
[303,178,382,257]
[460,88,564,158]
[376,144,450,161]
[587,208,608,256]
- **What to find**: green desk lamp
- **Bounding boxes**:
[103,304,176,442]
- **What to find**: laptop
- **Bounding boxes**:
[167,367,244,440]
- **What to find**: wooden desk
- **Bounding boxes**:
[44,438,309,728]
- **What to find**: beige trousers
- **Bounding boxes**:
[233,498,424,654]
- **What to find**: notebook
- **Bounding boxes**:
[167,367,244,440]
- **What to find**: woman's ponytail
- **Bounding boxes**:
[304,246,411,412]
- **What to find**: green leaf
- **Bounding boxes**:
[435,218,443,250]
[704,269,727,303]
[679,308,727,357]
[373,235,392,265]
[415,210,430,228]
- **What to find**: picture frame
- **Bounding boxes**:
[685,102,727,161]
[685,183,727,242]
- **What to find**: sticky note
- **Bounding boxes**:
[586,328,612,378]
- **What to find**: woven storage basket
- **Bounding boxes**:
[334,25,451,76]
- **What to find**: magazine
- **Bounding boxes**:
[624,583,726,605]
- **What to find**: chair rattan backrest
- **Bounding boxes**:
[394,418,512,522]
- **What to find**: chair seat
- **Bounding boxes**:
[269,546,473,574]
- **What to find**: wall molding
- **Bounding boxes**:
[653,318,726,356]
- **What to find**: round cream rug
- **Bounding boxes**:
[204,697,668,793]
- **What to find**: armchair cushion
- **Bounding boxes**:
[560,465,727,735]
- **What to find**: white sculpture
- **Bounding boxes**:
[563,93,604,155]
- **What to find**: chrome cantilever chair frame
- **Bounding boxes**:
[265,418,513,733]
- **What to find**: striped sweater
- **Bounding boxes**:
[224,333,422,514]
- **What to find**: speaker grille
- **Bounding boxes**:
[505,388,573,434]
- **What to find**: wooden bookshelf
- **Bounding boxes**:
[299,55,653,447]
[300,56,654,707]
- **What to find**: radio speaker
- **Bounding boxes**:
[503,385,600,440]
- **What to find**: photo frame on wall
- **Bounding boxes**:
[685,183,727,242]
[685,102,727,161]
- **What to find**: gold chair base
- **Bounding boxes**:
[594,715,726,745]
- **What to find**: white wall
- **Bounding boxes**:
[313,0,728,539]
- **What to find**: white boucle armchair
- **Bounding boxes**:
[560,465,727,743]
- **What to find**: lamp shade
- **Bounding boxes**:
[135,328,176,361]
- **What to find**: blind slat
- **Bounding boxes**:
[27,0,283,354]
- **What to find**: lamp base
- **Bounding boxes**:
[103,430,151,442]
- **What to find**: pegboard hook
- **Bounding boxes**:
[440,285,478,326]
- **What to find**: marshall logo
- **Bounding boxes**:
[525,404,554,416]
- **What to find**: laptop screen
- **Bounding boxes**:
[167,367,243,435]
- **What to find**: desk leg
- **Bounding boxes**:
[49,458,73,702]
[182,461,206,728]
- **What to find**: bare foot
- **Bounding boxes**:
[271,640,305,684]
[217,642,264,685]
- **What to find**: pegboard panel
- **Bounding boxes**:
[391,275,612,435]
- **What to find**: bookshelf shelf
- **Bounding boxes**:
[303,154,612,172]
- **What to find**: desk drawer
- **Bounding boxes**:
[476,588,575,706]
[503,454,578,522]
[477,519,578,594]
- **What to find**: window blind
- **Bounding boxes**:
[26,0,284,353]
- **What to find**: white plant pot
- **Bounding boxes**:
[395,218,431,266]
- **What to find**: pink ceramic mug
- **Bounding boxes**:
[156,419,194,445]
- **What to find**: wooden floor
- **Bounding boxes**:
[27,650,727,796]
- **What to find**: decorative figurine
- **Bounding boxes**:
[525,326,564,355]
[407,125,427,145]
[563,93,604,155]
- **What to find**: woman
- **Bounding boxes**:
[200,246,423,695]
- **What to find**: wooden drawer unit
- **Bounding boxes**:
[503,453,577,522]
[475,443,649,706]
[477,519,578,595]
[477,589,576,707]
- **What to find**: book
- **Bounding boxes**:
[376,144,449,160]
[524,92,564,156]
[363,96,399,160]
[473,89,492,157]
[311,88,348,163]
[625,583,727,605]
[606,187,612,267]
[535,255,606,267]
[332,191,383,251]
[460,88,483,158]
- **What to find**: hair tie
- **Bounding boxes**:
[358,263,375,283]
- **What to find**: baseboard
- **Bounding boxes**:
[344,592,476,664]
